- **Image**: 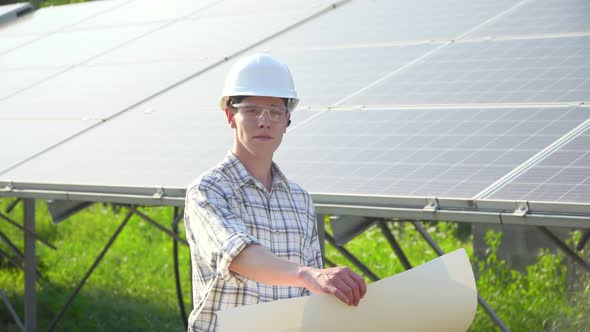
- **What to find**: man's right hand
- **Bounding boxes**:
[298,266,367,306]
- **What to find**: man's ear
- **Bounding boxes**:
[225,108,236,128]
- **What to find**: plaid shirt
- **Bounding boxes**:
[184,152,323,332]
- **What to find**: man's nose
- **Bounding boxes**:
[257,109,272,125]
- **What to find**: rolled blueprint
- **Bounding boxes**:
[219,248,477,332]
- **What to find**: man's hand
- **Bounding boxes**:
[298,266,367,306]
[229,244,367,306]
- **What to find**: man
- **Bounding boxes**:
[184,53,366,332]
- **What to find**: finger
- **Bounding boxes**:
[328,286,350,305]
[333,279,354,306]
[349,271,368,298]
[342,276,361,306]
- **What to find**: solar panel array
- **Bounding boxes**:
[0,0,589,213]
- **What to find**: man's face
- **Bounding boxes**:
[226,96,290,159]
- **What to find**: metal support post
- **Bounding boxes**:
[316,214,325,257]
[172,207,188,330]
[324,233,379,282]
[23,198,36,332]
[46,211,134,332]
[377,220,412,270]
[412,221,511,332]
[538,226,590,273]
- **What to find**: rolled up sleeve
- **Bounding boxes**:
[185,180,260,285]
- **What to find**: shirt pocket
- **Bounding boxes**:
[269,206,310,264]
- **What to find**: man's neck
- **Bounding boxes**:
[232,148,273,192]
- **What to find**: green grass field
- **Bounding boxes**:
[1,198,588,331]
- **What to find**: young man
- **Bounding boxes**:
[184,53,366,332]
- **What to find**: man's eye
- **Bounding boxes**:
[270,110,284,117]
[244,107,260,114]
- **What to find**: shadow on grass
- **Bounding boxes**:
[0,282,186,332]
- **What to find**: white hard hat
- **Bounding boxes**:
[219,53,299,112]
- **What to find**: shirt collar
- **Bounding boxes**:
[223,151,290,191]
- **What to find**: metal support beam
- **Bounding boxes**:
[324,232,379,282]
[0,212,56,250]
[128,206,189,246]
[316,214,325,257]
[0,229,24,260]
[46,211,134,332]
[377,220,412,270]
[577,230,590,251]
[538,226,590,273]
[6,198,21,213]
[172,207,188,330]
[24,198,36,332]
[412,221,511,332]
[0,288,25,332]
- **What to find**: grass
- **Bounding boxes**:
[2,198,588,331]
[0,200,191,331]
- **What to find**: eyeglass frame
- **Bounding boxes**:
[230,103,290,123]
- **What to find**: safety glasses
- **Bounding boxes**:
[231,103,289,123]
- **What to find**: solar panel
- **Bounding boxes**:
[90,7,332,65]
[275,106,590,198]
[468,0,590,38]
[0,23,161,69]
[0,109,229,186]
[259,44,437,107]
[0,119,99,173]
[255,0,517,48]
[0,79,318,187]
[0,68,63,100]
[72,0,221,29]
[190,0,335,18]
[0,35,36,54]
[0,0,128,36]
[486,120,590,203]
[0,61,203,118]
[345,36,590,106]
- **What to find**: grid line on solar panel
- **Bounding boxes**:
[276,106,590,198]
[486,118,590,203]
[467,0,590,38]
[342,35,590,107]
